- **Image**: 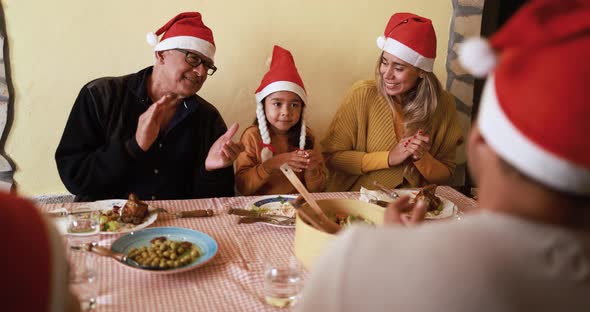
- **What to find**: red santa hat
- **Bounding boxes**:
[1,192,70,311]
[255,45,308,161]
[376,12,437,72]
[147,12,216,61]
[459,0,590,195]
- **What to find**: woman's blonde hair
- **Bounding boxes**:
[375,52,443,183]
[375,52,442,137]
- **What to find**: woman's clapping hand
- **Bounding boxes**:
[388,129,431,166]
[405,130,431,161]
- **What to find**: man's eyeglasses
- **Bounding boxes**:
[175,49,217,76]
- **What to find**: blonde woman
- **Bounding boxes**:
[321,12,463,191]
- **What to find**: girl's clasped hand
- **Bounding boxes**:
[263,149,321,173]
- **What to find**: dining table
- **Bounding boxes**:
[38,186,477,311]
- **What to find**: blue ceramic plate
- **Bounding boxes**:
[111,227,218,274]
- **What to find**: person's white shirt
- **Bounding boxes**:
[298,211,590,312]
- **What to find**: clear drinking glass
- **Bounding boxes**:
[68,253,98,311]
[453,205,464,221]
[66,207,100,310]
[263,258,303,308]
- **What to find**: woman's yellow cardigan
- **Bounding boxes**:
[321,80,463,191]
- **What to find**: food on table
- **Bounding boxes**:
[99,193,151,232]
[334,213,375,227]
[414,184,444,217]
[120,193,149,225]
[99,208,122,232]
[249,195,296,218]
[127,237,201,269]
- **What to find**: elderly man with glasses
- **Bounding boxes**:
[55,12,244,201]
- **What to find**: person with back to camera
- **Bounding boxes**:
[235,45,326,195]
[321,12,463,192]
[298,1,590,311]
[0,192,81,311]
[55,12,244,202]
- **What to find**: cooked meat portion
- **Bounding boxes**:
[415,184,442,212]
[120,193,149,225]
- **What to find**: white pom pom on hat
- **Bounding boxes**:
[146,12,216,61]
[146,32,159,47]
[376,35,386,50]
[458,37,497,78]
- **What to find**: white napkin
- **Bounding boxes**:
[359,187,394,203]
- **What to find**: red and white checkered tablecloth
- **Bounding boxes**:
[38,187,476,311]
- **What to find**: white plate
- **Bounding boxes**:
[90,199,159,234]
[359,187,457,220]
[245,195,297,228]
[50,199,158,235]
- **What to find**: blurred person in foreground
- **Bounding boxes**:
[0,192,80,311]
[55,12,243,201]
[299,1,590,311]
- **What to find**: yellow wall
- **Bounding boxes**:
[2,0,452,196]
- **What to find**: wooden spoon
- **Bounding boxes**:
[280,164,340,234]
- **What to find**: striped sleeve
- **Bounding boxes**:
[321,82,371,176]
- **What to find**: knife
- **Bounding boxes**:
[45,209,95,218]
[237,215,295,226]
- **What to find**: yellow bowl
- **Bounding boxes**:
[294,199,384,270]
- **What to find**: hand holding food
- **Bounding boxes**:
[384,195,427,226]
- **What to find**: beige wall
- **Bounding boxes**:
[2,0,452,196]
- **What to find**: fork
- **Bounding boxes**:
[150,207,214,218]
[372,181,400,199]
[71,242,162,270]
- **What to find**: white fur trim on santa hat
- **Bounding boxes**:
[458,37,497,78]
[478,74,590,195]
[154,36,216,61]
[255,81,307,105]
[377,36,434,72]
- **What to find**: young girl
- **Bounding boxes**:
[235,45,326,195]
